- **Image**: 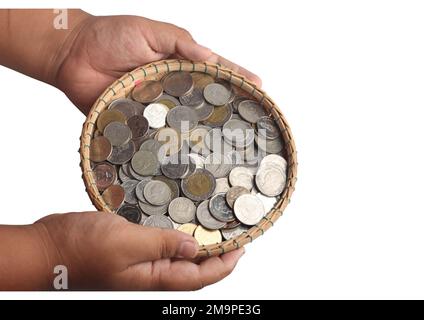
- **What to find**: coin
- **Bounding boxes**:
[103,121,132,146]
[256,192,278,213]
[181,169,216,201]
[191,72,215,89]
[204,152,232,178]
[138,200,168,216]
[118,166,131,183]
[222,119,255,148]
[162,71,194,97]
[192,101,214,121]
[238,100,267,124]
[132,80,163,103]
[102,184,125,210]
[143,103,169,129]
[155,94,181,109]
[224,219,241,229]
[255,164,286,197]
[131,150,159,176]
[196,200,226,230]
[205,128,233,154]
[152,175,180,200]
[166,106,198,133]
[93,163,117,191]
[97,109,126,133]
[168,197,196,224]
[229,167,254,190]
[189,126,211,155]
[161,156,189,179]
[202,104,232,127]
[194,225,222,246]
[139,138,166,161]
[260,154,287,170]
[143,215,174,229]
[256,116,280,140]
[121,179,139,204]
[109,98,138,119]
[221,225,249,241]
[209,193,235,222]
[127,115,149,138]
[127,162,149,180]
[135,178,152,203]
[107,140,135,165]
[212,177,230,196]
[234,194,265,225]
[179,87,205,108]
[230,96,249,113]
[226,186,250,208]
[143,180,172,206]
[255,134,284,154]
[117,204,142,224]
[203,83,232,106]
[177,223,198,236]
[90,136,112,162]
[188,153,206,169]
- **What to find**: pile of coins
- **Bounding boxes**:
[90,71,287,246]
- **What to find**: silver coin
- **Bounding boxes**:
[109,98,139,119]
[161,156,189,179]
[209,193,235,222]
[196,200,227,230]
[230,96,249,113]
[143,180,172,206]
[152,175,180,201]
[166,106,198,133]
[143,215,174,229]
[118,166,131,183]
[256,192,278,213]
[138,200,168,216]
[107,140,135,165]
[103,121,132,146]
[121,179,139,204]
[205,128,232,153]
[162,71,194,97]
[168,197,196,224]
[229,166,254,190]
[143,103,169,128]
[203,83,232,106]
[188,153,206,168]
[234,194,265,225]
[181,156,197,178]
[238,100,267,124]
[127,163,148,180]
[255,134,284,154]
[222,119,255,148]
[131,150,159,176]
[226,186,250,208]
[212,177,231,196]
[117,204,142,224]
[189,125,211,155]
[192,102,214,121]
[139,138,166,162]
[221,225,249,240]
[204,152,233,178]
[255,166,286,197]
[179,87,205,108]
[231,113,243,120]
[259,154,287,170]
[139,211,149,225]
[135,178,152,203]
[256,116,280,140]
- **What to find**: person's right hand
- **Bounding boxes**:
[35,211,244,290]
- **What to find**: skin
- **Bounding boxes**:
[0,9,260,290]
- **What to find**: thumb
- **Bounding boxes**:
[175,38,212,61]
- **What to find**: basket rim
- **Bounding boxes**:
[79,59,298,257]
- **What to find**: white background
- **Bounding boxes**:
[1,0,424,299]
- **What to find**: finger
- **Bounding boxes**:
[205,53,262,88]
[110,223,199,264]
[146,248,245,290]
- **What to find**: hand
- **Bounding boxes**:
[53,13,262,114]
[35,211,244,290]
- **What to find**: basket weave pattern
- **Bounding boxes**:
[80,59,298,257]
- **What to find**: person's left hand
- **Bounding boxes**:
[53,13,262,114]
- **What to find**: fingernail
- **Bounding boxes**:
[177,240,198,258]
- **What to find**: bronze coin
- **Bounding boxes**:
[127,115,149,138]
[191,72,215,89]
[181,169,216,202]
[162,71,194,97]
[202,104,232,127]
[132,80,163,103]
[224,220,241,229]
[102,184,125,210]
[93,163,117,191]
[97,109,127,133]
[90,136,112,162]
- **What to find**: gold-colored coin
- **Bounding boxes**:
[191,72,215,89]
[177,223,198,236]
[194,225,222,246]
[203,104,232,127]
[90,136,112,162]
[97,109,126,133]
[181,169,216,202]
[132,80,163,103]
[102,184,125,210]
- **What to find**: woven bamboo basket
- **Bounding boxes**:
[79,59,297,257]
